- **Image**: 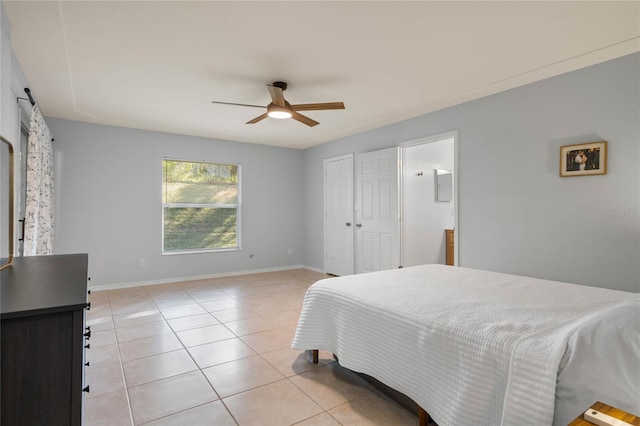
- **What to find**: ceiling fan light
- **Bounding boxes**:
[267,104,292,119]
[268,111,292,119]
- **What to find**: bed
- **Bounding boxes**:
[291,265,639,426]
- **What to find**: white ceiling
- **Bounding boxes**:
[3,1,639,149]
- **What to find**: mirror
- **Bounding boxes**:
[435,169,452,202]
[1,135,15,270]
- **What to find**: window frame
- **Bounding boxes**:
[161,157,241,255]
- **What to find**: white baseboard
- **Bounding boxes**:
[303,265,325,274]
[89,264,323,291]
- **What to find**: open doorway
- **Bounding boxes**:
[401,132,457,267]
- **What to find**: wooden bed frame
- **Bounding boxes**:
[310,349,431,426]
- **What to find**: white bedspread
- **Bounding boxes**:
[291,265,638,426]
[554,298,640,425]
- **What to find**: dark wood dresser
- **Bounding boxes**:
[1,254,89,426]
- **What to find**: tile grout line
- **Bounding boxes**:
[91,271,331,425]
[189,280,245,426]
[109,284,207,424]
[163,282,242,426]
[104,289,136,426]
[144,283,230,425]
[189,278,320,425]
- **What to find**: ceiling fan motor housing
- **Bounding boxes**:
[272,81,287,91]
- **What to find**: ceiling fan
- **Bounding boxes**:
[211,81,345,127]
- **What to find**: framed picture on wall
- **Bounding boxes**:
[560,141,607,177]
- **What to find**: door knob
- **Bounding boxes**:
[345,222,351,227]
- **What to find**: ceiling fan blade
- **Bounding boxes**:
[267,85,286,107]
[246,113,269,124]
[291,111,319,127]
[211,101,266,109]
[291,102,345,111]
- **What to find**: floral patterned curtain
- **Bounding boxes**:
[23,105,54,256]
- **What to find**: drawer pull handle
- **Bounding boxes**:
[84,330,91,339]
[86,302,91,310]
[82,385,90,393]
[85,361,90,367]
[84,343,90,349]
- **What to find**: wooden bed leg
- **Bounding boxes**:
[418,406,429,426]
[311,349,319,364]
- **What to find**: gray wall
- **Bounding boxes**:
[49,119,305,287]
[304,53,640,293]
[11,44,639,292]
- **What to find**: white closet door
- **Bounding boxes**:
[324,155,354,276]
[356,147,400,273]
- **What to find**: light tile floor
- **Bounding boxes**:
[84,269,419,425]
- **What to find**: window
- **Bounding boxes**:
[162,159,240,253]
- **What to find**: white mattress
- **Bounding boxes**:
[291,265,638,426]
